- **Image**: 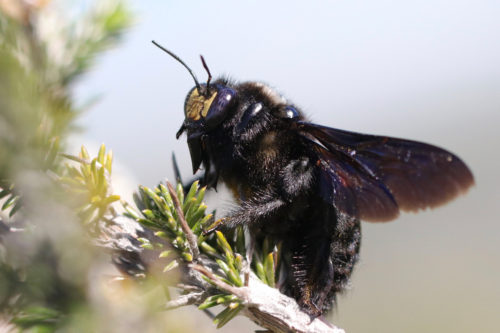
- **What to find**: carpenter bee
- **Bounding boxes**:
[153,41,474,316]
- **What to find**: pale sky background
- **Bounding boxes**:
[75,1,500,332]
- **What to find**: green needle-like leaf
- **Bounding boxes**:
[255,261,267,284]
[163,260,179,273]
[183,181,199,210]
[159,250,172,258]
[264,252,276,288]
[97,144,106,164]
[214,305,242,328]
[216,231,234,258]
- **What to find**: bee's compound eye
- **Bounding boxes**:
[277,106,299,119]
[205,86,237,128]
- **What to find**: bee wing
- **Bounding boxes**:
[298,121,474,222]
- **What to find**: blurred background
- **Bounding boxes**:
[1,1,499,332]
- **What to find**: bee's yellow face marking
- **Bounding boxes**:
[185,89,217,121]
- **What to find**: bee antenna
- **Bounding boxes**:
[200,55,212,96]
[152,40,201,92]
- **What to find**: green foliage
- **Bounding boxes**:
[253,238,279,288]
[129,181,262,327]
[0,242,87,331]
[0,183,20,218]
[60,145,119,229]
[130,181,206,262]
[130,181,213,263]
[0,0,132,217]
[0,1,133,331]
[12,306,61,331]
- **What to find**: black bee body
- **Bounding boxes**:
[184,80,361,314]
[168,49,474,316]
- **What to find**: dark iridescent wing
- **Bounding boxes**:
[298,121,474,222]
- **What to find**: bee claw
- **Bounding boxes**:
[300,300,322,321]
[202,217,227,235]
[201,227,215,236]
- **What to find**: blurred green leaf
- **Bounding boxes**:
[12,306,61,329]
[213,305,242,328]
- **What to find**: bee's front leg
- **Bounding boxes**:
[202,193,286,235]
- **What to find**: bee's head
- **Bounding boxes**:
[183,83,236,130]
[181,82,237,176]
[152,41,236,175]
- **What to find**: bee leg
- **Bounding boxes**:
[282,203,360,316]
[202,192,287,239]
[223,195,286,229]
[201,192,286,235]
[284,231,335,317]
[220,156,314,231]
[202,217,227,235]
